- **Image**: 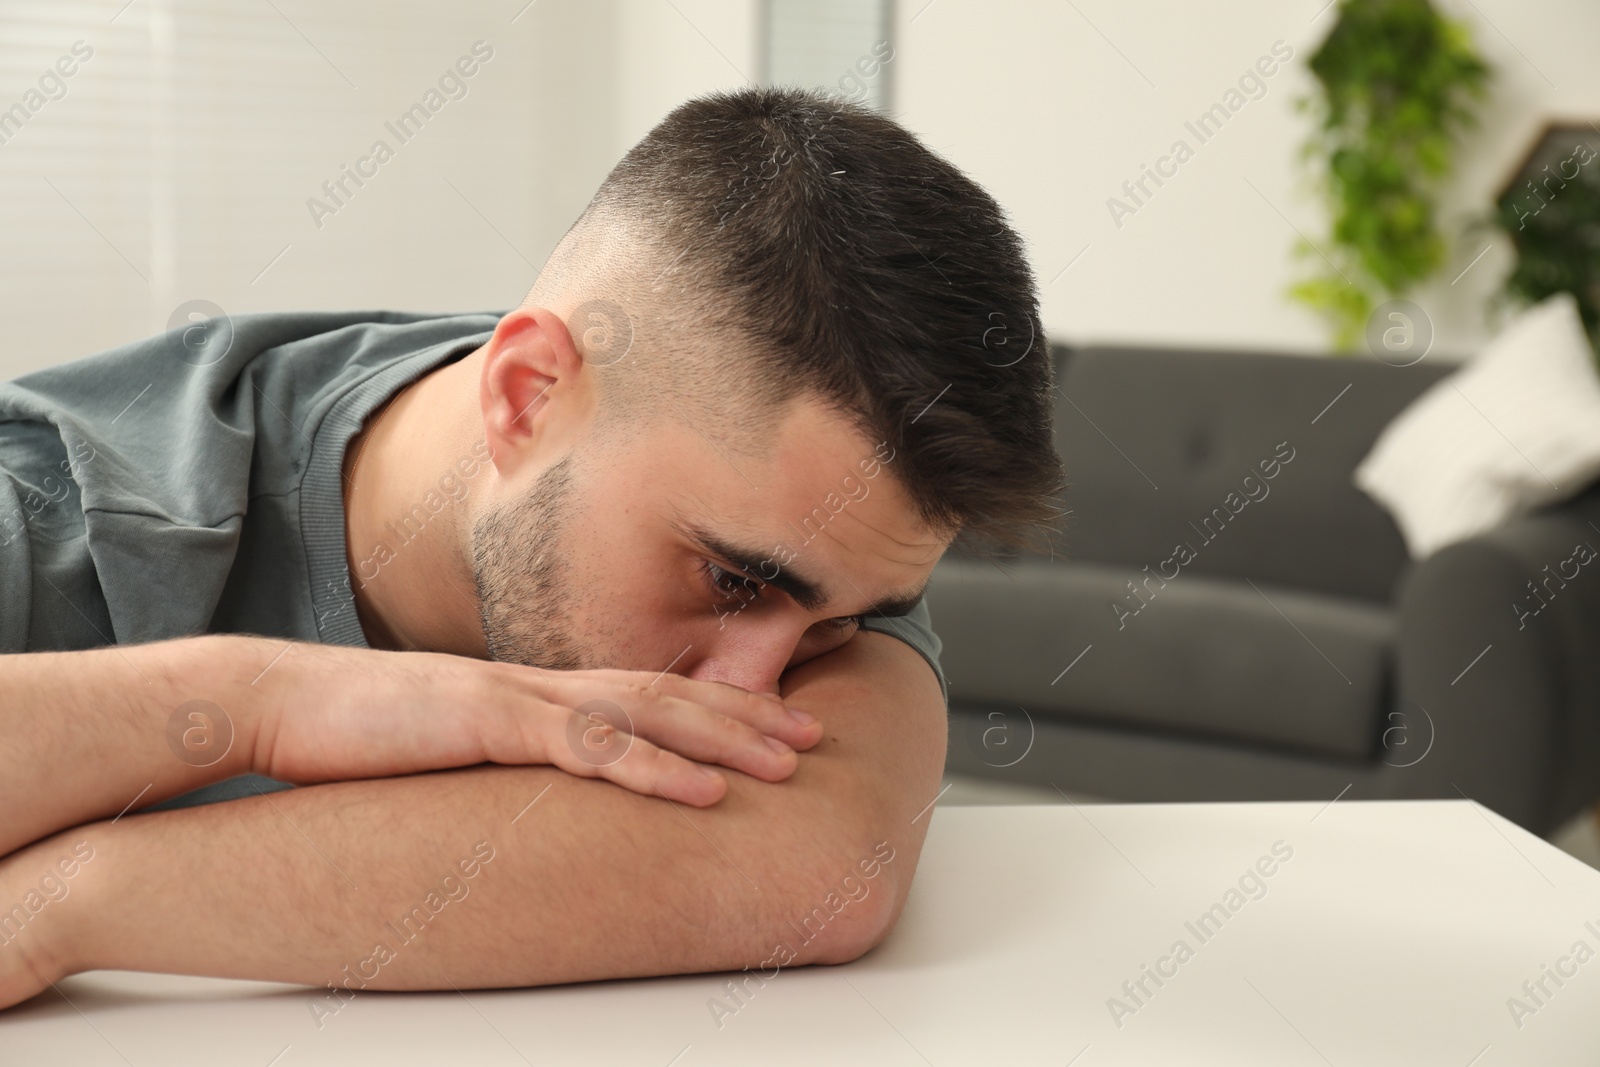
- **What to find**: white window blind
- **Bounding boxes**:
[0,0,619,379]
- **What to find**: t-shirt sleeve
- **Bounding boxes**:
[145,774,295,811]
[858,596,947,706]
[0,473,32,653]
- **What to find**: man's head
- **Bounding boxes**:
[466,86,1062,691]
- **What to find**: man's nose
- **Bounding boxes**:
[681,629,796,696]
[683,656,785,697]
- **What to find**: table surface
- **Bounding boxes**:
[3,799,1599,1066]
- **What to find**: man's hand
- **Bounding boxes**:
[0,629,946,1008]
[0,634,821,859]
[251,640,823,805]
[0,837,88,1009]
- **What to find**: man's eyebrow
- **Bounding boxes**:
[680,523,925,618]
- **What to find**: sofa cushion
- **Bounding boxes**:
[1354,292,1600,558]
[928,556,1394,760]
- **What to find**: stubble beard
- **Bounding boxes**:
[470,453,590,672]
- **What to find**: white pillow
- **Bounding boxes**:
[1354,292,1600,558]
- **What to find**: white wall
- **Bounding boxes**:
[891,0,1600,357]
[611,0,759,163]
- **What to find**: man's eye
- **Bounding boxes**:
[823,614,866,634]
[701,559,761,601]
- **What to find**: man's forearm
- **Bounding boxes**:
[0,635,266,857]
[20,630,948,995]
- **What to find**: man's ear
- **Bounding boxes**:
[479,307,589,477]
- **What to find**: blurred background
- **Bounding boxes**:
[6,0,1596,374]
[5,1,1600,859]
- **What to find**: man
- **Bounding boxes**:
[0,87,1060,1011]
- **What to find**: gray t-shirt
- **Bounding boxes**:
[0,309,945,804]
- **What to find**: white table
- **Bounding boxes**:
[3,800,1598,1065]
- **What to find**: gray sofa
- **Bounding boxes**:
[932,343,1600,836]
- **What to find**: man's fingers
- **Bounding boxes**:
[696,680,823,751]
[544,694,798,783]
[639,673,823,751]
[543,722,729,807]
[525,668,822,751]
[620,695,800,782]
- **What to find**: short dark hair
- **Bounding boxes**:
[575,86,1062,552]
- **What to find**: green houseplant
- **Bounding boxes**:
[1291,0,1491,351]
[1491,124,1600,349]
